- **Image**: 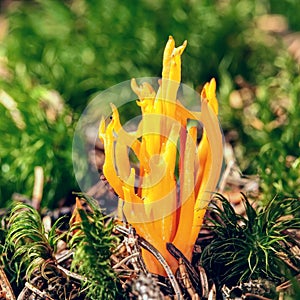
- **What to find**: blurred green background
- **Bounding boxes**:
[0,0,299,208]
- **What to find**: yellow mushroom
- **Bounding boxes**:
[99,36,223,275]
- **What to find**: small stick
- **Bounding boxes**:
[124,236,140,272]
[16,286,28,300]
[24,282,54,300]
[129,226,148,275]
[138,237,183,299]
[57,265,87,282]
[111,254,131,270]
[32,166,44,210]
[178,258,200,299]
[244,293,272,300]
[276,251,299,272]
[112,252,140,269]
[115,225,182,297]
[198,265,209,298]
[0,268,16,300]
[113,241,127,254]
[56,250,74,264]
[218,159,235,193]
[115,224,130,235]
[208,283,216,300]
[166,242,200,292]
[276,274,300,292]
[116,225,147,274]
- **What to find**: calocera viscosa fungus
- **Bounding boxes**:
[99,36,223,275]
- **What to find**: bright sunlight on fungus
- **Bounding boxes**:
[98,36,223,275]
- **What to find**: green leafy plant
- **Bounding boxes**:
[201,194,300,292]
[219,40,300,201]
[69,194,121,300]
[0,82,76,208]
[257,147,300,200]
[5,202,64,281]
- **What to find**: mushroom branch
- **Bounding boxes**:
[99,36,223,275]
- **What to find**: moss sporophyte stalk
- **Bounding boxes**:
[99,36,223,275]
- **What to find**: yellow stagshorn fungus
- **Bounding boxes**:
[99,36,223,275]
